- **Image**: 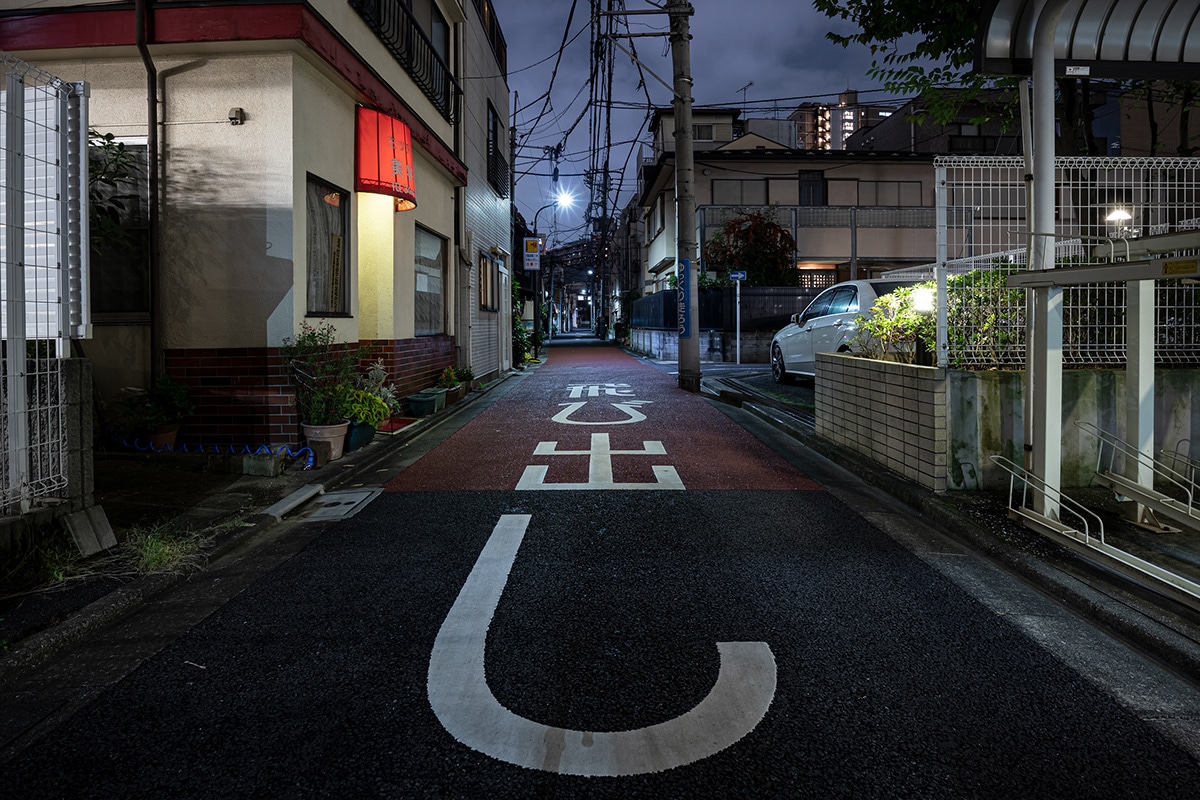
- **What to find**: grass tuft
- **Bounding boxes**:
[1,521,209,601]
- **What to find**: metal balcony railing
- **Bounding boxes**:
[349,0,462,124]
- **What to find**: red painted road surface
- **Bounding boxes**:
[385,346,822,492]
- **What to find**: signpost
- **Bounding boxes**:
[729,270,746,364]
[524,237,541,358]
[523,237,540,272]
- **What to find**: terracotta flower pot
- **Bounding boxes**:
[302,420,350,461]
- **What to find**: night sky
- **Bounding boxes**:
[490,1,900,239]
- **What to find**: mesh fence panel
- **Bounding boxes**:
[1,52,86,513]
[887,156,1200,369]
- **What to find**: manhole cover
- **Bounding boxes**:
[300,488,382,521]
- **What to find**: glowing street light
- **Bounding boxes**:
[530,192,575,358]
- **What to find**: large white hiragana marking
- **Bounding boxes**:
[567,382,635,399]
[427,514,777,776]
[552,400,651,426]
[516,433,685,490]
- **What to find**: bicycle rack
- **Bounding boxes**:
[1076,420,1199,534]
[990,455,1200,608]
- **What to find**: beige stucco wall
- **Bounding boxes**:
[159,53,298,349]
[290,54,357,344]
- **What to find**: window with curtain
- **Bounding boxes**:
[415,225,446,335]
[306,174,349,315]
[479,252,499,311]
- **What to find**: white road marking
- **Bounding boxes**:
[567,382,635,398]
[517,433,684,490]
[551,400,652,426]
[427,514,777,776]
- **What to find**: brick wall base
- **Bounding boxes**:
[165,335,455,447]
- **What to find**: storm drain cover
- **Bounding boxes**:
[301,488,382,521]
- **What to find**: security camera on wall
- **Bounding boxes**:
[228,107,245,125]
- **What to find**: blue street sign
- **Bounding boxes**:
[729,270,747,281]
[677,259,691,339]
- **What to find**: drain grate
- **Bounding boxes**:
[300,488,382,521]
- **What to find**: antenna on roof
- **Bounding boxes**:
[739,81,753,114]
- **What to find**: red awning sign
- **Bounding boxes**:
[356,106,417,211]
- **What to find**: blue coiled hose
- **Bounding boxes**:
[115,436,315,469]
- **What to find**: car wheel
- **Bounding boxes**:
[771,344,792,384]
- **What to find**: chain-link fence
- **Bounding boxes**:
[887,156,1200,369]
[1,52,89,513]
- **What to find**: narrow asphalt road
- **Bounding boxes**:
[4,343,1200,798]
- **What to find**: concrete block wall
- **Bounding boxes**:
[815,353,947,492]
[628,329,774,363]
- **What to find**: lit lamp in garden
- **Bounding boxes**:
[1106,206,1136,238]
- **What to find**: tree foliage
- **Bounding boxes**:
[812,0,1010,124]
[88,130,143,256]
[814,0,1200,154]
[702,208,798,287]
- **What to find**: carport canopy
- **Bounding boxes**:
[978,0,1200,80]
[971,0,1200,527]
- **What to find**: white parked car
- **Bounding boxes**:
[770,278,917,382]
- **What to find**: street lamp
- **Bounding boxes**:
[531,192,574,358]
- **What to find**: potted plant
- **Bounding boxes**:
[456,365,476,390]
[280,320,359,461]
[357,359,404,416]
[114,374,196,450]
[437,366,465,405]
[344,389,390,452]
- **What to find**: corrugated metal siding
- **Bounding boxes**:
[462,1,510,379]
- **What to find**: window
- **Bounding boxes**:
[693,123,714,141]
[89,137,150,315]
[430,4,449,64]
[798,289,834,326]
[646,194,666,239]
[859,180,923,207]
[768,178,799,206]
[415,225,447,335]
[799,171,825,206]
[479,252,499,311]
[487,102,509,196]
[712,179,765,206]
[306,175,349,315]
[407,0,449,62]
[825,287,858,315]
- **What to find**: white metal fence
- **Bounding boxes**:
[888,156,1200,369]
[0,52,89,514]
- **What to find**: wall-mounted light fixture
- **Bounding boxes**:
[228,107,245,125]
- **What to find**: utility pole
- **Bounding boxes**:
[668,0,700,392]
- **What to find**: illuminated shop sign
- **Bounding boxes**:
[355,106,417,210]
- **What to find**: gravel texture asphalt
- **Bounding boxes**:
[7,489,1200,797]
[3,335,1200,797]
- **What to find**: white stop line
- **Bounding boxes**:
[427,514,776,776]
